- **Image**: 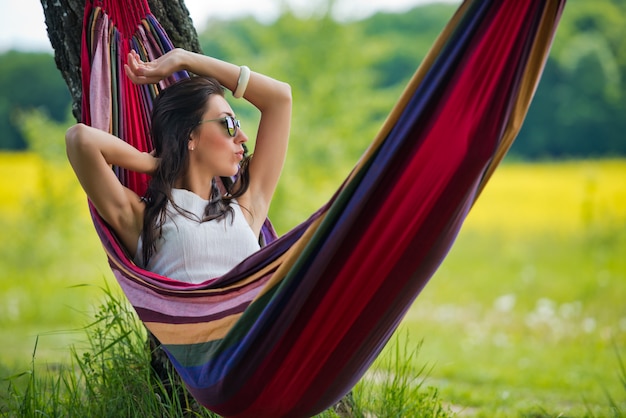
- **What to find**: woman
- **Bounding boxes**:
[66,48,292,283]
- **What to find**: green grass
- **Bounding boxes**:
[1,288,452,418]
[351,336,453,417]
[401,224,626,417]
[2,287,220,418]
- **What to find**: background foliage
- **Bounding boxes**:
[1,0,626,158]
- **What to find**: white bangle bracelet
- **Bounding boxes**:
[233,65,250,99]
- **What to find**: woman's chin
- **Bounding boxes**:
[220,167,239,178]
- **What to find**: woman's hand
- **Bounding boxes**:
[146,149,161,175]
[124,49,186,85]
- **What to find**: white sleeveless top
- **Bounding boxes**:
[134,188,260,284]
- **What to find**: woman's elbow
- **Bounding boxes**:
[65,123,91,162]
[279,81,292,105]
[66,123,86,147]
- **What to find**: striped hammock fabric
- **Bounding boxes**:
[80,0,565,416]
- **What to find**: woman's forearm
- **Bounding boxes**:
[66,123,158,175]
[178,50,292,113]
[125,48,291,113]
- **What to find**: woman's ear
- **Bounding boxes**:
[188,134,197,152]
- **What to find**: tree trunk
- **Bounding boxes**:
[41,0,202,412]
[40,0,202,121]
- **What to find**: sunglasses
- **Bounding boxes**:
[198,115,241,137]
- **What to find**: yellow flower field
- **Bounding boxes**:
[0,152,88,218]
[0,153,42,217]
[466,159,626,234]
[2,152,625,231]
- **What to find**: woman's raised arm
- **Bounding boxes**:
[65,123,158,254]
[126,49,291,234]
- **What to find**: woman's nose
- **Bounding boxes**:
[236,129,248,143]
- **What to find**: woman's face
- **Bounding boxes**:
[188,94,248,178]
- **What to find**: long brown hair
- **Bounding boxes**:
[141,76,250,264]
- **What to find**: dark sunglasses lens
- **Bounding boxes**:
[222,117,234,137]
[224,116,240,137]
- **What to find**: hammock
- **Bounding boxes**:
[80,0,565,416]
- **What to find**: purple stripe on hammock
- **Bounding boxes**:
[113,269,269,319]
[135,302,251,324]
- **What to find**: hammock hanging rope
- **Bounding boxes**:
[80,0,565,416]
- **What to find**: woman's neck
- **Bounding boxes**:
[174,173,214,200]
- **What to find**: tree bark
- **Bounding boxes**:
[40,0,202,121]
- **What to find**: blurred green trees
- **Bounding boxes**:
[2,0,626,158]
[513,0,626,157]
[0,52,72,149]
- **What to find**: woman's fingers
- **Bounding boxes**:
[125,51,162,84]
[124,52,145,82]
